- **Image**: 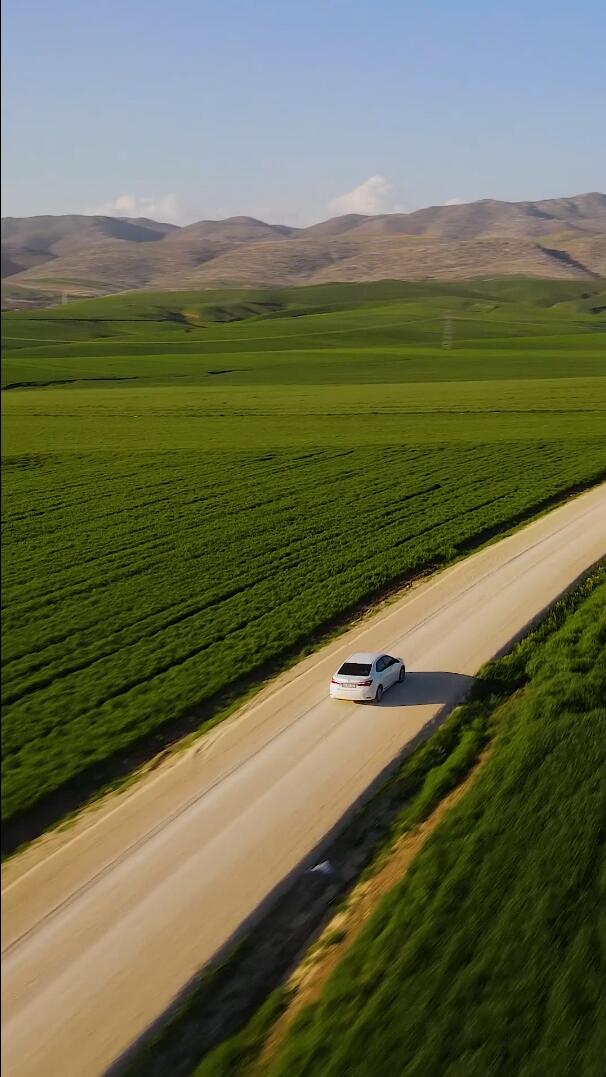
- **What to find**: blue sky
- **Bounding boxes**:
[2,0,605,224]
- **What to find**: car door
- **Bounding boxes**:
[374,656,388,686]
[383,655,399,686]
[376,655,391,687]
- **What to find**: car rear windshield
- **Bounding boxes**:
[338,662,372,676]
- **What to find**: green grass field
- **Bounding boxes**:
[2,278,605,834]
[260,568,606,1077]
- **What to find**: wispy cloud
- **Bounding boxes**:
[444,198,465,206]
[328,175,399,216]
[85,193,186,224]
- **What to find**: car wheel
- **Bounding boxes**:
[375,683,384,703]
[398,665,406,682]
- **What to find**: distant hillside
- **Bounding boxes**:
[2,194,605,304]
[1,215,177,278]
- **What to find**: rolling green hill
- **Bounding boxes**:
[2,278,605,844]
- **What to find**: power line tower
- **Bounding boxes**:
[442,312,454,349]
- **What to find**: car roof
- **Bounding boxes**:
[343,652,383,663]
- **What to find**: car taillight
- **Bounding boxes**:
[359,679,373,686]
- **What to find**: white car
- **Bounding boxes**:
[330,651,406,703]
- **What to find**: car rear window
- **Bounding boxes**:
[338,662,372,676]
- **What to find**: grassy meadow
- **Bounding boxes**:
[2,278,605,834]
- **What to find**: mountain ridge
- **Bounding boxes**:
[2,193,605,302]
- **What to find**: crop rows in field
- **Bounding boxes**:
[2,438,605,823]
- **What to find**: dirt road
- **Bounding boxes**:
[3,484,606,1077]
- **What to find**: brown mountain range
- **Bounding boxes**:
[2,193,605,300]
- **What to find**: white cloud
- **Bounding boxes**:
[444,198,465,206]
[85,193,185,224]
[328,175,398,216]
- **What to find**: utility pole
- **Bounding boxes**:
[442,312,454,348]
